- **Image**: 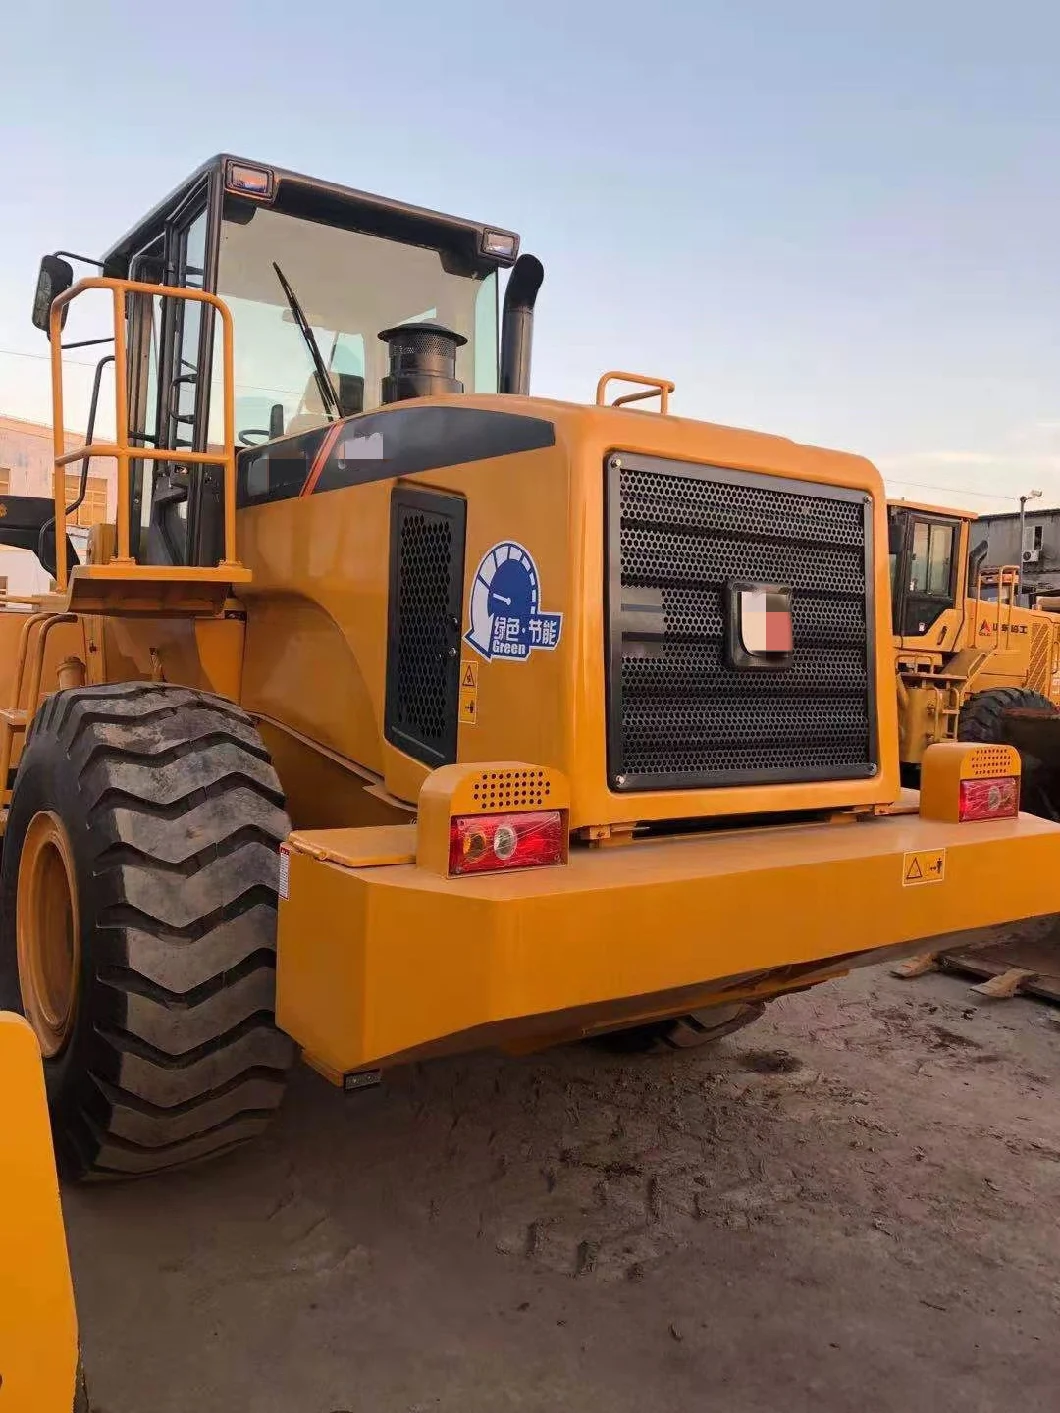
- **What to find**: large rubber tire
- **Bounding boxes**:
[958,686,1060,820]
[0,683,295,1180]
[595,1001,765,1055]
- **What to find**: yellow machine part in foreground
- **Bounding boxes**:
[0,1014,80,1411]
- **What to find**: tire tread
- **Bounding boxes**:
[4,682,293,1180]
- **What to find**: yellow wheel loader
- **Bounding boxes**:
[4,154,1060,1182]
[888,499,1060,816]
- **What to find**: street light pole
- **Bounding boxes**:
[1017,488,1044,600]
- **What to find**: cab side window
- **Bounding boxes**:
[909,521,954,597]
[902,518,956,636]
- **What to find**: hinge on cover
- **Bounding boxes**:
[578,822,637,848]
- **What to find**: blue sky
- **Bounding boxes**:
[2,0,1059,510]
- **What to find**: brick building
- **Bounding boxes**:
[0,415,115,596]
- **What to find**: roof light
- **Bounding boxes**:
[481,229,518,261]
[958,776,1019,822]
[449,810,566,877]
[225,162,275,200]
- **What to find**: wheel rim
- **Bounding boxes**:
[17,810,81,1058]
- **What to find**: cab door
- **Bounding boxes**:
[892,511,960,637]
[126,177,223,566]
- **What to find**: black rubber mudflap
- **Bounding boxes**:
[0,683,295,1180]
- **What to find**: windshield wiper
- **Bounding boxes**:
[272,261,341,422]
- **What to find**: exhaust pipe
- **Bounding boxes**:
[499,254,544,396]
[967,538,989,593]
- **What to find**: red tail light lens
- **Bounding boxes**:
[449,810,566,876]
[959,776,1019,822]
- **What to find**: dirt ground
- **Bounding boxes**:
[65,957,1060,1413]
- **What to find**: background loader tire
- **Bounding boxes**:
[0,683,295,1180]
[595,1001,765,1055]
[958,686,1059,819]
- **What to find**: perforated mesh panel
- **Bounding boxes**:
[385,489,466,767]
[469,768,553,810]
[963,746,1018,779]
[388,329,454,362]
[606,455,878,791]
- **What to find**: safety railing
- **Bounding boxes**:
[48,278,238,592]
[974,564,1020,644]
[596,371,675,414]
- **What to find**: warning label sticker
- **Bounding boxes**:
[459,660,479,726]
[902,849,946,886]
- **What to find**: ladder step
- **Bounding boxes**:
[899,672,969,682]
[0,709,29,729]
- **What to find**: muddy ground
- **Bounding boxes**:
[65,957,1060,1413]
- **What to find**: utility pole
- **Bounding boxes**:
[1018,488,1044,599]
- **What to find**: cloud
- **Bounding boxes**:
[878,450,1006,469]
[877,426,1060,511]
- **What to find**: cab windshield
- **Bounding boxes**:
[210,202,499,442]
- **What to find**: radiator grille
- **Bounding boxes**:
[606,455,877,791]
[1028,622,1051,696]
[385,488,466,767]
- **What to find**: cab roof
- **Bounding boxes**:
[887,496,978,521]
[102,154,520,280]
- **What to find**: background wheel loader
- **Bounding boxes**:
[888,498,1060,816]
[4,154,1060,1182]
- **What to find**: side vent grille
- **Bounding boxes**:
[385,487,466,767]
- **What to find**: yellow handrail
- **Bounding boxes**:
[48,277,238,592]
[596,370,675,415]
[974,564,1021,646]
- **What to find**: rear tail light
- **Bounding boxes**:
[959,776,1019,822]
[449,810,566,876]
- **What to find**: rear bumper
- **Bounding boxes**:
[276,810,1060,1078]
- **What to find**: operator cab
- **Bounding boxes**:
[30,156,539,573]
[887,501,973,638]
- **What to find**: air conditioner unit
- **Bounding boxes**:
[1023,547,1041,564]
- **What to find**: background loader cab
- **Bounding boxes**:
[888,501,975,641]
